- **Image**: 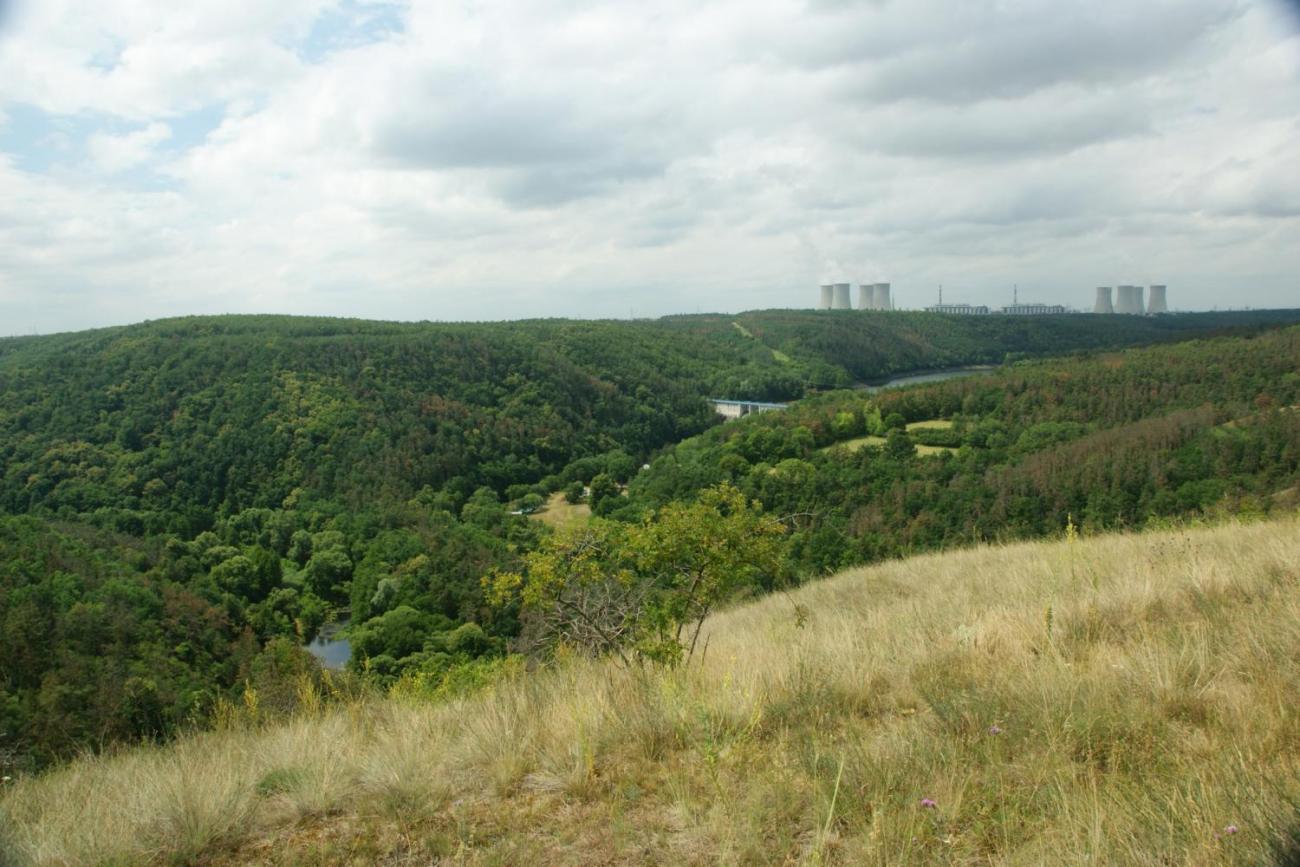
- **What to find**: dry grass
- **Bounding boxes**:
[529,492,592,530]
[5,515,1300,865]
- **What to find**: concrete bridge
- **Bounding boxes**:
[710,398,789,420]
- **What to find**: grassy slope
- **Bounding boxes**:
[4,516,1300,865]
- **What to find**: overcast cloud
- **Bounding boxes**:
[0,0,1297,334]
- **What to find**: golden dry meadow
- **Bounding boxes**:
[4,513,1299,865]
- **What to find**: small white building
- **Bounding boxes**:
[1001,303,1069,315]
[925,303,990,315]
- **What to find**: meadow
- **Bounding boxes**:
[4,514,1298,865]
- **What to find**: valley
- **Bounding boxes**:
[1,309,1299,865]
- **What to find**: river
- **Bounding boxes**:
[858,364,996,393]
[306,620,351,670]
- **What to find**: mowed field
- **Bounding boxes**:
[4,515,1300,865]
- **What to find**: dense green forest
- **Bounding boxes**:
[617,326,1300,573]
[2,310,1299,772]
[703,307,1300,382]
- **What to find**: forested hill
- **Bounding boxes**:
[3,309,1299,534]
[0,314,776,534]
[3,310,1300,770]
[719,307,1300,382]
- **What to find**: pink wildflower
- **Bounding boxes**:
[920,798,937,809]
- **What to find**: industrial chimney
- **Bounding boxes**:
[1115,285,1145,315]
[1147,285,1168,314]
[1093,286,1114,314]
[857,285,872,310]
[832,283,852,310]
[873,283,892,311]
[819,285,834,310]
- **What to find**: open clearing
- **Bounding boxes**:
[823,435,887,452]
[905,419,953,432]
[528,492,591,529]
[823,434,953,457]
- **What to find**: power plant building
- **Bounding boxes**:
[873,283,892,311]
[925,303,990,315]
[1147,285,1168,314]
[832,283,852,309]
[1002,303,1069,315]
[1115,285,1145,315]
[819,285,833,310]
[1093,287,1114,314]
[857,285,872,310]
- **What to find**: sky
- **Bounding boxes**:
[1,0,1298,334]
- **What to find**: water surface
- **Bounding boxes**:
[859,365,996,393]
[306,620,351,670]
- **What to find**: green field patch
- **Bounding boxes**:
[823,435,888,453]
[906,419,954,432]
[529,492,592,529]
[822,435,952,456]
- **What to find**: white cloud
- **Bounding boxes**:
[1,0,1299,334]
[87,122,172,173]
[0,0,332,118]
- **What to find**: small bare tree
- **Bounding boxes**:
[489,484,785,667]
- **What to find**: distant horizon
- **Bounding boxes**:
[5,300,1300,341]
[2,1,1299,334]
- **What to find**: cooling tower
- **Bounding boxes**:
[819,285,833,309]
[873,283,892,311]
[1115,285,1145,315]
[1147,285,1168,314]
[832,283,852,310]
[857,285,874,310]
[1093,286,1114,314]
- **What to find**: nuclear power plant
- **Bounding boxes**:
[1094,287,1114,314]
[1148,285,1168,314]
[1099,285,1171,315]
[819,282,893,311]
[873,283,892,310]
[1115,285,1145,315]
[816,282,1170,314]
